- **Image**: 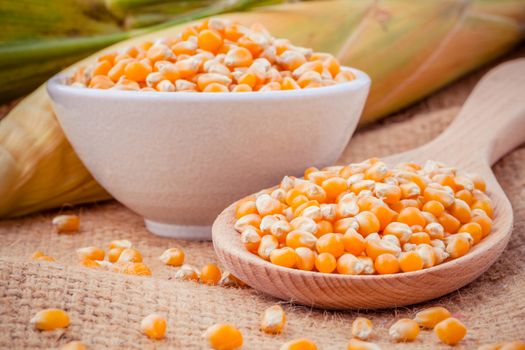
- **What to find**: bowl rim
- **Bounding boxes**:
[46,66,371,101]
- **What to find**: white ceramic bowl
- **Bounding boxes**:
[47,67,370,240]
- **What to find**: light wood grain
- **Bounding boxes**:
[212,59,525,309]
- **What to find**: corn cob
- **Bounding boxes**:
[0,0,524,218]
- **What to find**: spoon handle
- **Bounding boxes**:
[427,59,525,166]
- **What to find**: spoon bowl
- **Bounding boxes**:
[212,59,525,309]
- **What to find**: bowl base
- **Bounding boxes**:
[144,219,211,240]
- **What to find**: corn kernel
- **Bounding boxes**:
[31,308,70,331]
[347,338,382,350]
[351,317,373,340]
[260,305,286,334]
[60,341,86,350]
[76,246,105,261]
[389,318,419,342]
[413,306,451,328]
[204,324,243,350]
[141,313,167,340]
[52,215,80,234]
[280,338,318,350]
[159,248,185,266]
[175,264,199,281]
[315,252,337,273]
[200,263,222,285]
[374,253,400,275]
[434,317,467,345]
[117,248,143,263]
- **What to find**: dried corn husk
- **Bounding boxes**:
[0,0,524,218]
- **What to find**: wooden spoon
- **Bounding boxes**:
[212,59,525,309]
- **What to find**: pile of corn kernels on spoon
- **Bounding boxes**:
[235,158,493,275]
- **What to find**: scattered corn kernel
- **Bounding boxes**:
[52,214,80,233]
[200,263,222,285]
[347,338,382,350]
[204,324,243,350]
[434,317,467,345]
[414,306,451,328]
[141,313,167,340]
[108,239,132,250]
[31,308,70,331]
[351,317,373,340]
[260,305,286,334]
[389,318,419,342]
[76,246,105,261]
[175,264,199,281]
[235,158,492,275]
[280,338,318,350]
[60,341,86,350]
[159,247,185,266]
[79,259,101,269]
[117,248,143,263]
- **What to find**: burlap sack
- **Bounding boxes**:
[1,48,524,349]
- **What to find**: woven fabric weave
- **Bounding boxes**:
[1,50,524,349]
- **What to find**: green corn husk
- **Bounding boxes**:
[0,0,524,218]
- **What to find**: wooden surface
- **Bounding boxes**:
[212,59,525,309]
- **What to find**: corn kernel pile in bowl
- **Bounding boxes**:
[68,19,355,92]
[234,158,493,275]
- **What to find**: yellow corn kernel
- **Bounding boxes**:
[108,239,132,250]
[337,253,364,275]
[294,247,315,271]
[159,248,185,266]
[383,222,412,243]
[374,253,400,275]
[76,246,105,261]
[204,324,243,350]
[108,248,124,263]
[458,222,483,244]
[124,60,152,82]
[225,47,253,68]
[79,259,101,269]
[234,213,261,232]
[60,341,86,350]
[235,200,257,219]
[500,341,525,350]
[175,264,199,281]
[219,271,246,288]
[270,247,297,269]
[408,231,431,245]
[365,239,400,261]
[280,338,318,350]
[31,308,70,331]
[241,227,262,253]
[201,263,222,285]
[315,252,337,273]
[117,248,143,263]
[141,313,167,340]
[471,212,492,237]
[439,212,461,234]
[413,306,451,328]
[286,230,317,250]
[36,255,55,262]
[258,234,279,260]
[416,244,436,268]
[476,343,504,350]
[434,317,467,345]
[347,338,382,350]
[398,251,423,272]
[446,235,471,258]
[111,261,152,276]
[351,317,373,340]
[316,233,345,257]
[389,318,419,342]
[31,251,45,260]
[198,29,223,53]
[354,211,380,237]
[341,228,366,256]
[357,256,375,274]
[423,200,445,217]
[52,214,80,234]
[260,305,286,334]
[397,207,426,227]
[424,187,455,207]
